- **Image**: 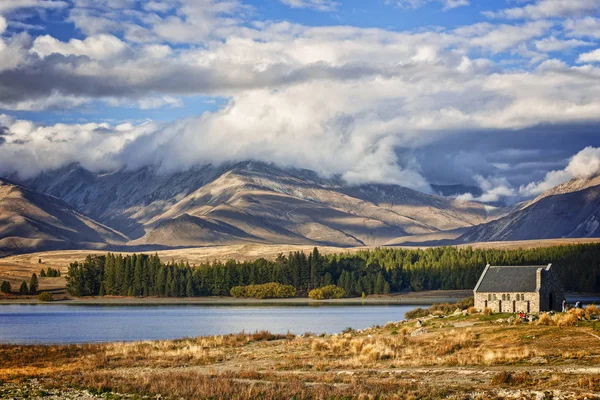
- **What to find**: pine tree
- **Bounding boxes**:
[29,273,39,295]
[20,282,29,295]
[1,280,11,294]
[383,281,391,295]
[186,275,194,297]
[99,282,106,296]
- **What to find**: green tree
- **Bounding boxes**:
[1,280,11,294]
[19,282,29,295]
[29,273,39,295]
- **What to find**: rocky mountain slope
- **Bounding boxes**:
[21,162,504,248]
[0,178,127,256]
[459,175,600,243]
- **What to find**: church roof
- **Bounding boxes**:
[474,264,551,293]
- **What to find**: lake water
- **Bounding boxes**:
[0,304,424,345]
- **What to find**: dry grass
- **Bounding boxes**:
[2,315,600,399]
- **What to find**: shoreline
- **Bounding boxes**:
[0,290,472,306]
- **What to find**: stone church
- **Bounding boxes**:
[473,264,565,313]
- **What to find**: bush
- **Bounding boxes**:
[405,297,475,319]
[38,292,53,302]
[229,282,296,299]
[586,304,599,318]
[537,313,553,326]
[0,280,11,294]
[308,285,345,300]
[405,307,430,319]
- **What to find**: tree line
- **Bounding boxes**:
[64,243,600,297]
[1,273,39,295]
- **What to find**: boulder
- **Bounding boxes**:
[411,327,427,337]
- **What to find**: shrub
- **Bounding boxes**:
[405,297,475,319]
[585,304,599,318]
[229,282,296,299]
[0,280,11,294]
[537,313,553,326]
[556,313,577,327]
[38,292,53,302]
[569,307,587,320]
[405,307,430,319]
[308,285,345,300]
[491,371,531,386]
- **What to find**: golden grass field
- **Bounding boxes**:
[1,307,600,399]
[3,238,600,295]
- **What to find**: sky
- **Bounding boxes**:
[1,0,600,203]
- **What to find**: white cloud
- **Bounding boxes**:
[388,0,469,10]
[31,34,127,60]
[519,147,600,196]
[457,175,515,203]
[565,17,600,38]
[453,20,552,53]
[279,0,339,12]
[577,48,600,63]
[484,0,599,20]
[0,114,156,179]
[1,0,600,193]
[0,16,6,35]
[0,0,67,13]
[534,36,593,52]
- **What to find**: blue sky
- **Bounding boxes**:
[0,0,600,202]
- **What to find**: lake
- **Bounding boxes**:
[0,304,424,344]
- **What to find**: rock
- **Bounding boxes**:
[411,327,427,337]
[508,316,515,324]
[453,308,462,315]
[416,320,422,328]
[535,392,546,400]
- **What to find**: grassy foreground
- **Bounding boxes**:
[2,308,600,399]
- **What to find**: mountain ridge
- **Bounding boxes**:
[18,162,505,249]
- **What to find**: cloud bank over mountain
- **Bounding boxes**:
[0,0,599,200]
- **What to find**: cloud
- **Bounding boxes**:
[534,36,593,52]
[0,16,6,34]
[519,146,600,196]
[31,34,127,60]
[457,175,516,203]
[564,17,600,38]
[387,0,469,10]
[484,0,599,20]
[578,48,600,63]
[0,114,158,179]
[0,0,67,13]
[0,0,599,196]
[279,0,339,12]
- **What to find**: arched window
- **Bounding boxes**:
[521,294,525,300]
[507,294,511,301]
[502,294,506,301]
[493,294,497,301]
[488,294,492,301]
[516,294,520,301]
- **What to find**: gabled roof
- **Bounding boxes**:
[474,264,551,293]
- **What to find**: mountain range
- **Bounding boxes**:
[1,161,599,256]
